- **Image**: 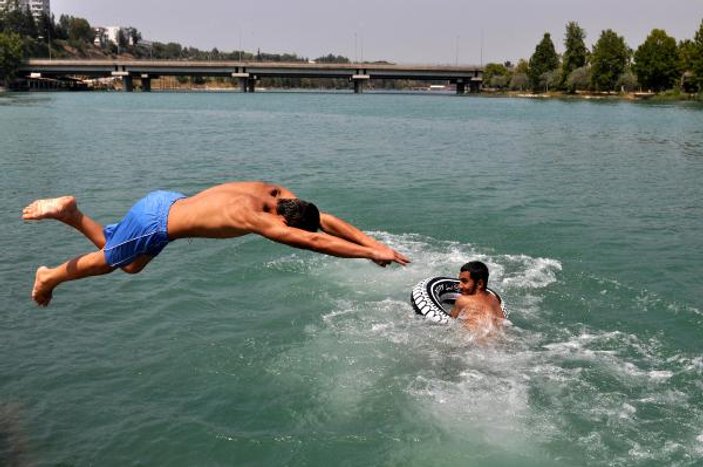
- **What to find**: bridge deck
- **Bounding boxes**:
[20,60,483,93]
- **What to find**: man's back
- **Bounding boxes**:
[454,291,504,331]
[166,181,293,239]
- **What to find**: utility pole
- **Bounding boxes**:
[354,33,357,63]
[480,28,484,67]
[239,28,242,62]
[455,35,459,66]
[48,18,52,60]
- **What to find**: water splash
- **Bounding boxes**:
[265,231,703,465]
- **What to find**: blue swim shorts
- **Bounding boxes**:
[103,190,186,267]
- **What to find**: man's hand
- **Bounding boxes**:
[371,245,410,267]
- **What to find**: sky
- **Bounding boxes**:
[51,0,703,65]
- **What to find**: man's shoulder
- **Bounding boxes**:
[455,294,473,305]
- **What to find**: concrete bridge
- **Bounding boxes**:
[21,59,483,94]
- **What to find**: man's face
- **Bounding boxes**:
[458,271,478,295]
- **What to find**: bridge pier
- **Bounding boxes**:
[232,71,256,92]
[122,75,134,92]
[456,79,466,95]
[140,74,151,92]
[352,73,370,94]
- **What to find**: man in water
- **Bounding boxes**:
[450,261,504,331]
[23,181,410,306]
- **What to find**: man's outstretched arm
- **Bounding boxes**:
[319,213,383,247]
[319,213,410,266]
[252,213,409,265]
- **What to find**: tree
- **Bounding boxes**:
[55,14,70,40]
[127,27,141,46]
[66,16,92,44]
[489,74,510,89]
[565,66,591,92]
[562,21,588,90]
[617,68,639,92]
[633,29,679,92]
[515,59,530,74]
[692,19,703,90]
[35,11,56,56]
[505,59,528,90]
[528,33,559,91]
[152,42,183,59]
[315,53,350,63]
[678,39,698,92]
[679,39,696,73]
[1,1,37,38]
[509,73,529,91]
[483,62,509,88]
[117,29,128,48]
[590,29,630,92]
[540,69,561,91]
[0,31,24,87]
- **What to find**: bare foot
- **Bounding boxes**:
[22,196,78,222]
[32,266,54,307]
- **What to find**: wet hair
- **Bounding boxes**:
[276,198,320,232]
[460,261,489,289]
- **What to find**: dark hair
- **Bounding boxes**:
[277,199,320,232]
[460,261,489,289]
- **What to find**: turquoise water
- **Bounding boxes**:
[1,92,702,466]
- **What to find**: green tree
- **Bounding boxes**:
[679,39,696,72]
[315,53,350,63]
[561,21,588,90]
[489,74,510,89]
[152,42,183,59]
[617,68,639,92]
[515,59,529,74]
[55,14,70,40]
[35,11,55,57]
[590,29,630,92]
[126,27,141,46]
[483,62,509,88]
[692,19,703,90]
[0,31,24,87]
[540,69,562,91]
[565,66,591,92]
[633,29,679,92]
[678,39,698,92]
[509,73,528,90]
[117,29,128,48]
[1,1,37,37]
[528,33,559,91]
[66,16,92,44]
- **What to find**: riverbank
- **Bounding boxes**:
[9,70,703,101]
[483,88,702,102]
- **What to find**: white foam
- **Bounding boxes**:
[262,231,701,462]
[648,370,673,380]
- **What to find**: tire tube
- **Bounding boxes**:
[410,276,503,324]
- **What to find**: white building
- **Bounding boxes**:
[104,26,122,45]
[98,26,136,47]
[0,0,51,21]
[93,27,108,47]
